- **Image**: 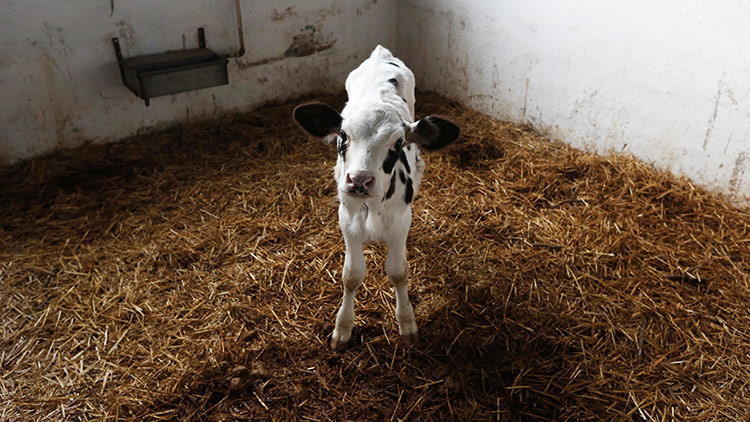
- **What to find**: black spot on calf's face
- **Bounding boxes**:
[383,135,411,176]
[382,148,399,174]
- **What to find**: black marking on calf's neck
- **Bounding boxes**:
[398,149,411,173]
[404,177,414,204]
[398,169,406,184]
[384,172,396,200]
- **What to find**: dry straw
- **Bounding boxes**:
[1,93,749,421]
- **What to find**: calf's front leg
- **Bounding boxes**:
[331,238,365,350]
[386,233,418,344]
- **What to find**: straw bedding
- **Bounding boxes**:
[1,93,749,421]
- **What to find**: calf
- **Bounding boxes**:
[293,45,459,350]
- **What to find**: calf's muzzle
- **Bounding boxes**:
[345,171,375,195]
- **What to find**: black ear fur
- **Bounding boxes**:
[410,116,460,151]
[292,102,342,138]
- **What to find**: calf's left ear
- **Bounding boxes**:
[407,116,460,151]
[293,102,343,138]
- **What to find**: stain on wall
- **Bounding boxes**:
[285,26,335,57]
[729,152,747,194]
[238,25,336,69]
[272,6,298,21]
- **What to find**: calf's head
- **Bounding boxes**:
[293,102,459,198]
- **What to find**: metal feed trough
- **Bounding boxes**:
[112,1,244,106]
[113,29,229,106]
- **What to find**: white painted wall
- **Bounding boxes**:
[3,0,749,204]
[0,0,395,164]
[396,0,750,205]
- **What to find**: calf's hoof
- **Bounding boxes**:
[330,337,350,351]
[330,329,352,351]
[401,332,419,345]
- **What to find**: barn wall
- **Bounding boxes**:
[0,0,396,164]
[4,1,749,204]
[395,0,750,204]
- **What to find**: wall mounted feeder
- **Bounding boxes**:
[112,1,245,106]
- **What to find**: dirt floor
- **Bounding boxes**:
[1,93,750,421]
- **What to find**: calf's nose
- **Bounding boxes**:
[346,171,375,194]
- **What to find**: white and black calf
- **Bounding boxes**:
[293,45,459,350]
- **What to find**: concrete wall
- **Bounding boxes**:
[3,0,749,204]
[396,0,750,205]
[0,0,395,164]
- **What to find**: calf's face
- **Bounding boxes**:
[293,102,459,199]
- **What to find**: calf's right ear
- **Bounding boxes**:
[293,102,343,138]
[407,116,460,151]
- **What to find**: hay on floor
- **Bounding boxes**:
[1,93,749,421]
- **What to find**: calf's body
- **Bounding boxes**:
[293,46,459,350]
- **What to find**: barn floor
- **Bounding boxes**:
[2,93,750,421]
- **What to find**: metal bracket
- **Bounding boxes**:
[222,0,245,58]
[111,36,132,100]
[112,37,123,61]
[198,27,206,49]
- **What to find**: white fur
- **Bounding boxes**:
[329,46,424,349]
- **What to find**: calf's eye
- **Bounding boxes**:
[390,138,404,151]
[337,131,350,158]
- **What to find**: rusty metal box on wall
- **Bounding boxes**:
[113,28,231,106]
